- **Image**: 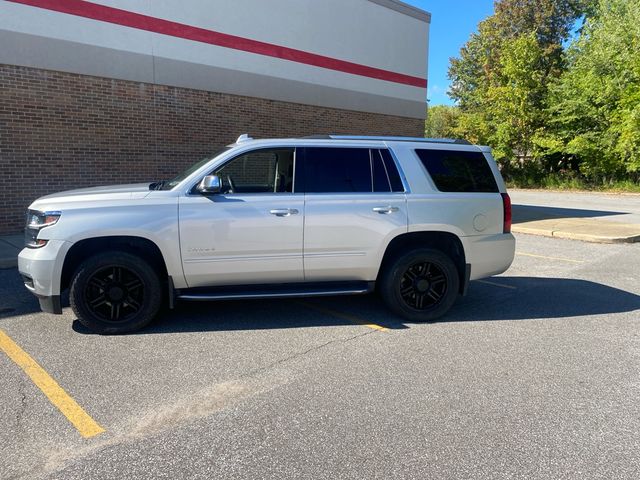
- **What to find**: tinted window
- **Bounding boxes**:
[303,147,372,193]
[372,150,391,192]
[415,149,498,193]
[379,149,405,192]
[214,148,295,194]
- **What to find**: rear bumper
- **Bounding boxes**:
[462,233,515,280]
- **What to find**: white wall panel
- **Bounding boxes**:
[0,0,429,118]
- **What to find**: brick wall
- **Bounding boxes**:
[0,64,424,234]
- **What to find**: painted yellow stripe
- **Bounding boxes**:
[476,279,518,290]
[0,330,104,438]
[297,302,388,331]
[516,251,584,264]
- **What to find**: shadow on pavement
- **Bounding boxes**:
[70,276,640,334]
[72,296,410,334]
[0,268,43,320]
[513,204,627,223]
[454,277,640,321]
[2,265,637,331]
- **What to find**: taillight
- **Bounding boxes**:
[501,192,512,234]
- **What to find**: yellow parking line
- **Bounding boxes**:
[516,251,585,264]
[476,279,517,290]
[297,302,388,331]
[0,330,104,438]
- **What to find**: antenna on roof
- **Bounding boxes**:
[236,133,253,143]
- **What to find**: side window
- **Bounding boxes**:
[415,149,499,193]
[303,147,372,193]
[372,149,391,192]
[214,148,295,194]
[377,149,405,192]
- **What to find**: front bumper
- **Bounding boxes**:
[18,239,71,314]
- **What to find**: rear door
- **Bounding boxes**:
[301,146,408,281]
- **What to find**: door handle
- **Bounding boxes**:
[270,208,299,217]
[372,206,399,214]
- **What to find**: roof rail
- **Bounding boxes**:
[301,135,472,145]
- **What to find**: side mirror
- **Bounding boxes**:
[196,175,222,194]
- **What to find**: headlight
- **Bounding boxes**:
[25,210,61,248]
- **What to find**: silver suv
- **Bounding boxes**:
[18,135,515,333]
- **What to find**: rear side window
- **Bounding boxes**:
[379,149,405,192]
[303,147,372,193]
[301,147,406,193]
[415,149,498,193]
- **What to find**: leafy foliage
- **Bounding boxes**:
[424,105,460,138]
[443,0,640,185]
[541,0,640,181]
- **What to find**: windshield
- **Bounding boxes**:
[152,148,231,190]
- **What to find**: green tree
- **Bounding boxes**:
[542,0,640,182]
[448,0,593,169]
[425,105,460,138]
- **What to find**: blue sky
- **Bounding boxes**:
[405,0,495,106]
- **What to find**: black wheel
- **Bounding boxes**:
[379,248,459,322]
[69,251,162,334]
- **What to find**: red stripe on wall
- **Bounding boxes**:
[7,0,428,89]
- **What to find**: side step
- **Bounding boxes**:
[177,281,375,302]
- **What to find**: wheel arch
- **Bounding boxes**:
[378,231,468,295]
[61,236,169,291]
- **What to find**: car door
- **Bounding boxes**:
[179,147,304,287]
[301,146,408,282]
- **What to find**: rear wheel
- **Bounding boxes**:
[380,248,459,322]
[70,251,162,334]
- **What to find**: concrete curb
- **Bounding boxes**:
[512,219,640,244]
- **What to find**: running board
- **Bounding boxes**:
[177,281,375,302]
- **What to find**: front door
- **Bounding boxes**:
[179,147,304,287]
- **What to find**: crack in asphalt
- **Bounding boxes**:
[16,382,27,429]
[244,328,379,379]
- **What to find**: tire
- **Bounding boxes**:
[69,251,162,334]
[379,248,459,322]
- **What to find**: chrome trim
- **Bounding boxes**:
[385,147,411,193]
[269,208,299,217]
[372,206,399,214]
[196,175,222,194]
[292,147,297,194]
[183,253,302,264]
[304,251,366,258]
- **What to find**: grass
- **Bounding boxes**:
[506,175,640,193]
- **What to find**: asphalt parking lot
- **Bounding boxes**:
[1,232,639,479]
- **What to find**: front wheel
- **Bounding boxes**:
[379,248,459,322]
[69,251,162,334]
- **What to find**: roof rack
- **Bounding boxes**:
[302,135,472,145]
